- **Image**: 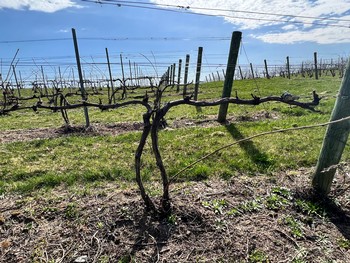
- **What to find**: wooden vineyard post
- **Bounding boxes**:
[218,31,242,123]
[250,63,255,79]
[301,62,305,77]
[176,59,182,92]
[72,28,90,128]
[58,67,64,90]
[170,64,173,85]
[120,54,125,84]
[41,66,48,96]
[314,52,319,80]
[183,54,190,97]
[105,48,115,103]
[167,66,171,85]
[134,62,139,86]
[12,65,21,97]
[264,59,270,79]
[217,71,221,81]
[194,46,203,101]
[238,66,244,80]
[312,58,350,194]
[172,63,176,87]
[286,56,291,79]
[129,60,133,86]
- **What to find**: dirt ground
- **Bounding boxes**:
[1,115,350,262]
[1,172,350,262]
[0,111,276,144]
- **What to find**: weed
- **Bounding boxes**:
[119,206,133,220]
[167,214,177,225]
[291,247,309,263]
[214,218,227,230]
[239,199,262,213]
[265,194,290,211]
[248,249,269,262]
[337,238,350,249]
[295,199,325,218]
[227,208,241,216]
[271,187,292,199]
[118,254,132,263]
[98,255,110,263]
[64,202,79,219]
[202,199,228,214]
[42,206,59,217]
[97,222,104,229]
[284,216,304,239]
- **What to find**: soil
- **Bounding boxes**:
[0,111,276,144]
[1,112,350,262]
[1,173,350,262]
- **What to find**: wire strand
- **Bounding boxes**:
[84,0,350,29]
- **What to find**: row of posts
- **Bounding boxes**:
[71,28,206,127]
[206,52,328,82]
[73,28,350,201]
[161,47,203,100]
[71,29,241,126]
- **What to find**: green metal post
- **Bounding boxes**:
[218,31,242,122]
[312,58,350,194]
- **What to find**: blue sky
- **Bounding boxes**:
[1,0,350,83]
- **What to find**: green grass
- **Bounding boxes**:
[0,75,346,193]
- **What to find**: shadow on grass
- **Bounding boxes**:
[224,123,274,170]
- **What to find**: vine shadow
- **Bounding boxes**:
[129,211,172,261]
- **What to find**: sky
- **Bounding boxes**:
[0,0,350,84]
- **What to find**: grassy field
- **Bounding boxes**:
[0,75,345,193]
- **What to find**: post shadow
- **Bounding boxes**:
[295,189,350,240]
[224,123,274,170]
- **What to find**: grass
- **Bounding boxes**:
[0,75,346,193]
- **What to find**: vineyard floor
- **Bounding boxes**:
[1,117,350,262]
[1,170,350,262]
[0,111,276,144]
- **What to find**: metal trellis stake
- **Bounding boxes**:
[312,58,350,194]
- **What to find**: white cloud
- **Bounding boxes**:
[150,0,350,44]
[281,24,298,31]
[0,0,82,13]
[58,28,69,33]
[252,26,350,44]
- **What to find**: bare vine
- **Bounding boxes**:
[0,81,321,216]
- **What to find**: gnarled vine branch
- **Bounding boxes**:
[0,86,321,216]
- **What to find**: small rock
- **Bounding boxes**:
[74,255,89,263]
